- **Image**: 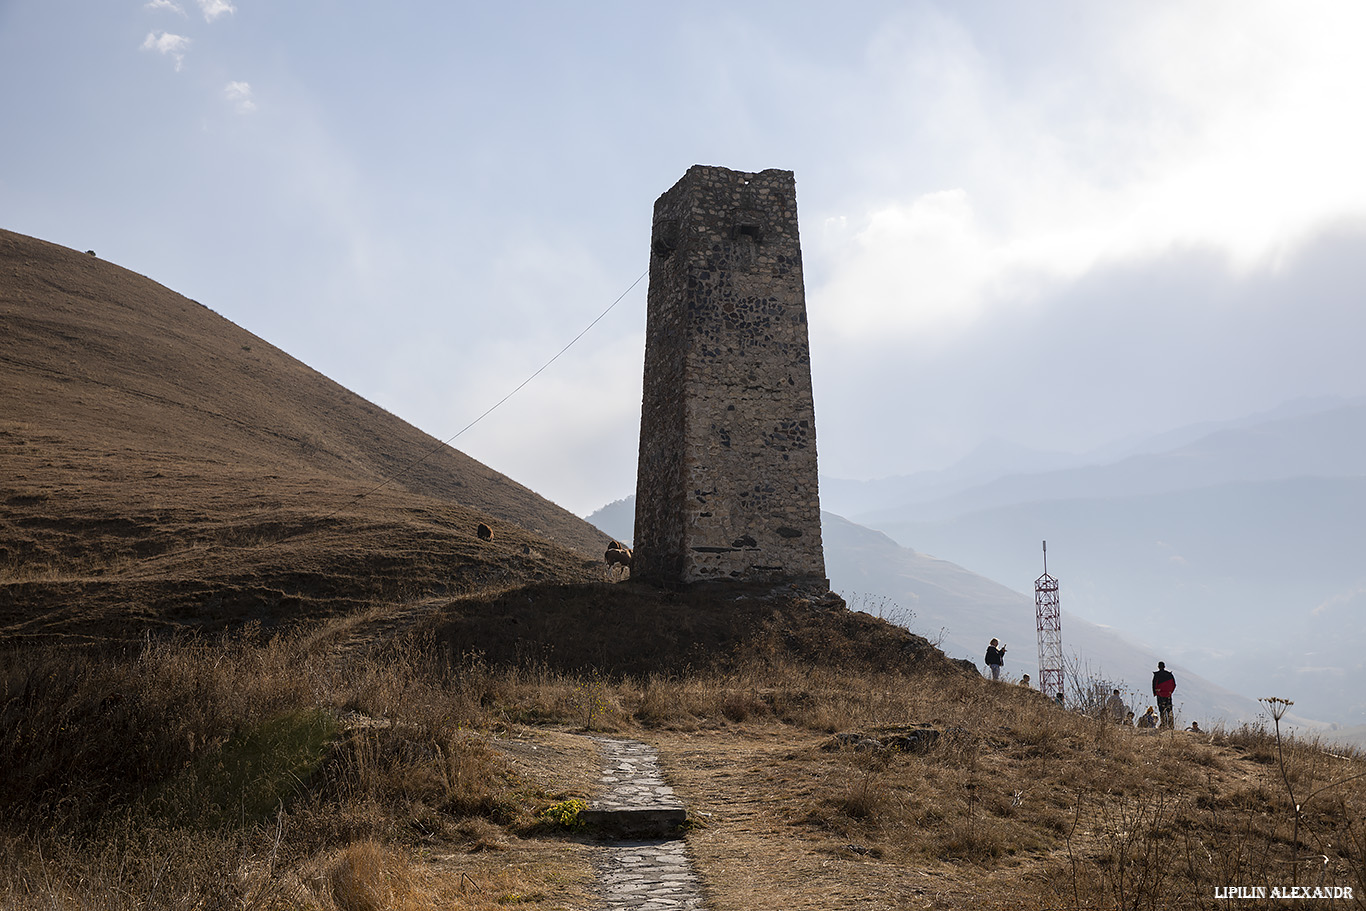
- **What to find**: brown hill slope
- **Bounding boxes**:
[0,229,614,640]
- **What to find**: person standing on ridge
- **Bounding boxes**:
[985,638,1006,681]
[1152,661,1177,729]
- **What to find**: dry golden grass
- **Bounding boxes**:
[317,841,427,911]
[4,620,1362,910]
[0,627,604,910]
[651,678,1366,910]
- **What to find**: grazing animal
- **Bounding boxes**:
[476,522,493,541]
[604,541,632,577]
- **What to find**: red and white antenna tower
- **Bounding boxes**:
[1035,540,1064,702]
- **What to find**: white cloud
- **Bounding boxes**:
[195,0,236,22]
[224,81,255,114]
[1312,585,1366,618]
[813,1,1366,342]
[144,0,185,14]
[140,31,190,71]
[816,189,1048,337]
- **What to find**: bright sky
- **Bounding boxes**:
[4,1,1365,516]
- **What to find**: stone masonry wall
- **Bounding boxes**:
[633,165,826,586]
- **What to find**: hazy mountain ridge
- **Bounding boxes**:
[585,498,634,545]
[820,395,1362,520]
[817,403,1366,727]
[852,400,1366,526]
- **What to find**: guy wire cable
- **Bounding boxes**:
[300,265,650,535]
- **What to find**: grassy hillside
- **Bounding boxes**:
[0,229,614,639]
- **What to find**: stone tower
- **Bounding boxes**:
[632,165,826,586]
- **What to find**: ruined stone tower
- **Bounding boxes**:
[632,165,826,586]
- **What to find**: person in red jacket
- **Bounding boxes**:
[1152,661,1177,729]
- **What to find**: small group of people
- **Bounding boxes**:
[1106,690,1156,727]
[1135,706,1200,732]
[985,637,1187,731]
[1103,661,1181,730]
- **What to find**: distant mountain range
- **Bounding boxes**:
[823,396,1365,521]
[857,400,1366,523]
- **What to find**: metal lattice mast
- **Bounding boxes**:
[1035,540,1064,702]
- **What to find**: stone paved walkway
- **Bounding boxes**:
[590,738,706,911]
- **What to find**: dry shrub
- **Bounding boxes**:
[631,675,698,727]
[0,827,307,911]
[805,748,956,851]
[324,840,427,911]
[936,816,1007,862]
[827,761,906,829]
[1213,720,1279,764]
[326,724,514,826]
[340,638,483,734]
[483,663,578,726]
[438,736,509,818]
[0,626,550,903]
[554,670,627,732]
[931,726,983,771]
[720,688,770,723]
[450,817,508,852]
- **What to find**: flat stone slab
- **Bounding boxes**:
[581,806,688,839]
[588,737,689,838]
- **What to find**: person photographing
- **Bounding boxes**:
[985,638,1007,681]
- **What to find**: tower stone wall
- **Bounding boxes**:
[632,165,826,586]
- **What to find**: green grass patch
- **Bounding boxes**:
[150,707,338,829]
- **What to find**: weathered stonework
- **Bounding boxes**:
[632,165,826,586]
